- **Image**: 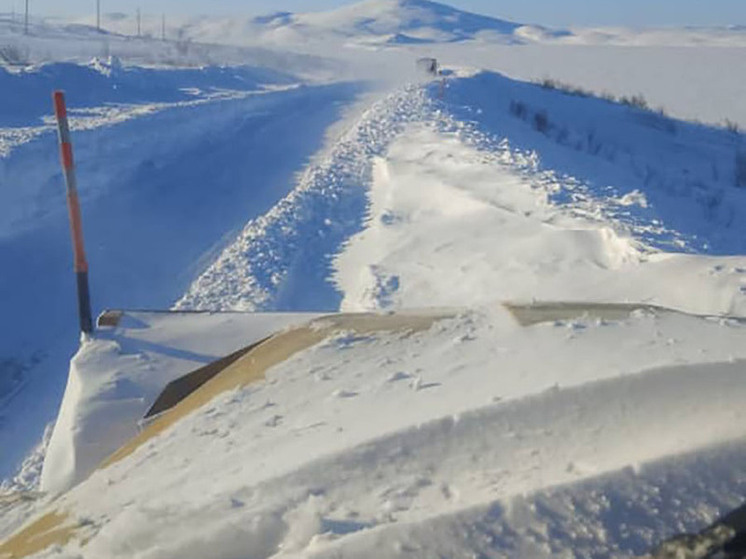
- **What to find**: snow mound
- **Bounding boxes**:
[441,70,746,256]
[335,124,722,313]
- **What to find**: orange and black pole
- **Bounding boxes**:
[53,91,94,334]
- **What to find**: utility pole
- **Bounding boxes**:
[136,7,141,38]
[96,0,100,31]
[24,0,28,35]
[161,13,165,41]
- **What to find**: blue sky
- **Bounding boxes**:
[20,0,746,27]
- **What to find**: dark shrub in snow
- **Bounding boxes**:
[736,152,746,188]
[534,111,550,134]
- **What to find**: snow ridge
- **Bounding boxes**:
[175,85,433,312]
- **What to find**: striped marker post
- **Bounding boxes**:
[53,91,94,335]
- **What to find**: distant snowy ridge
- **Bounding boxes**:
[4,0,746,68]
[284,0,526,44]
[560,24,746,47]
[0,13,338,75]
[76,0,532,48]
[60,0,746,50]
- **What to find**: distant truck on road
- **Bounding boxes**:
[416,57,440,77]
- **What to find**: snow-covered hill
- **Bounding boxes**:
[72,0,534,49]
[259,0,527,45]
[64,0,746,51]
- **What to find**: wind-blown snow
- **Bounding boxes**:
[335,123,746,315]
[175,86,432,312]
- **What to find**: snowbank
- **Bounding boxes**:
[183,70,746,316]
[335,123,746,315]
[0,59,295,127]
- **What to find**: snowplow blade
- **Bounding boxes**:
[100,310,453,469]
[143,339,267,420]
[4,302,742,559]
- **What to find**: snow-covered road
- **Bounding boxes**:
[182,70,746,317]
[0,67,362,479]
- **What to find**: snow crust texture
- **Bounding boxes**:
[39,312,321,495]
